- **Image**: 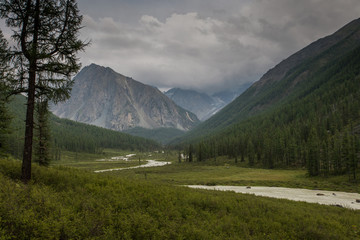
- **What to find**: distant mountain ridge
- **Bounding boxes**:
[165,83,251,121]
[165,88,218,121]
[52,64,199,131]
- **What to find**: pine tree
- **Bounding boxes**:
[307,127,320,176]
[0,0,88,182]
[34,98,50,166]
[197,143,203,162]
[188,144,193,162]
[248,140,255,167]
[0,29,11,155]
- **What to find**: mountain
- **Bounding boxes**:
[51,64,199,132]
[211,82,252,105]
[178,18,360,141]
[173,18,360,177]
[165,88,218,121]
[4,95,160,159]
[165,83,251,121]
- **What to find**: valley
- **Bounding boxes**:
[53,150,360,210]
[1,1,360,238]
[48,149,360,194]
[1,153,360,239]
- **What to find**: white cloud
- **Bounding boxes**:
[80,12,274,93]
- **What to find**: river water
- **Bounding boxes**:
[94,160,171,173]
[187,185,360,210]
[94,159,360,209]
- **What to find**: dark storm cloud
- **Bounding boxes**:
[77,0,360,93]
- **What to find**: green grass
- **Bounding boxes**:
[96,154,359,193]
[50,149,168,171]
[0,157,359,239]
[52,150,360,193]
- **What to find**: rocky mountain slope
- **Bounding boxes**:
[52,64,199,131]
[5,95,160,158]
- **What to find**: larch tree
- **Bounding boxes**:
[0,29,12,154]
[34,97,50,166]
[0,0,88,182]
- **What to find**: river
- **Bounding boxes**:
[94,160,360,209]
[187,185,360,210]
[94,160,171,173]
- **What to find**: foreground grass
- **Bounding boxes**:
[0,157,359,239]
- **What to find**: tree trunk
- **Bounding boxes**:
[21,67,36,183]
[21,0,40,183]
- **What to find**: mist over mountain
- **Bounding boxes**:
[51,64,199,132]
[165,88,217,121]
[165,83,251,121]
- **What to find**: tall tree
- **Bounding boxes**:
[307,127,320,176]
[34,98,50,166]
[0,0,88,182]
[188,144,193,162]
[0,29,12,155]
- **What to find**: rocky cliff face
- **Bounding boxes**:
[52,64,199,131]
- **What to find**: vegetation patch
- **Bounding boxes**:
[0,158,359,239]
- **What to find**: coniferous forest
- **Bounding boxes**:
[185,43,360,179]
[3,95,160,160]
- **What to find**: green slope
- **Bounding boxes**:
[177,18,360,143]
[4,95,160,158]
[173,18,360,177]
[124,126,185,145]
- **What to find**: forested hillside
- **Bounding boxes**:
[124,127,185,145]
[4,95,160,159]
[178,18,360,141]
[179,19,360,178]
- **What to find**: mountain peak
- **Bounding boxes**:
[83,63,121,77]
[52,65,199,131]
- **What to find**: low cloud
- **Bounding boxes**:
[78,0,360,93]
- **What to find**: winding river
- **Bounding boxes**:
[94,160,171,173]
[94,159,360,209]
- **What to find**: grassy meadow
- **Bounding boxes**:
[0,151,359,239]
[64,150,360,193]
[50,149,148,170]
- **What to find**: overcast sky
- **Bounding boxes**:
[16,0,360,94]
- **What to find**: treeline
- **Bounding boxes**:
[50,116,160,153]
[185,45,360,179]
[3,95,160,159]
